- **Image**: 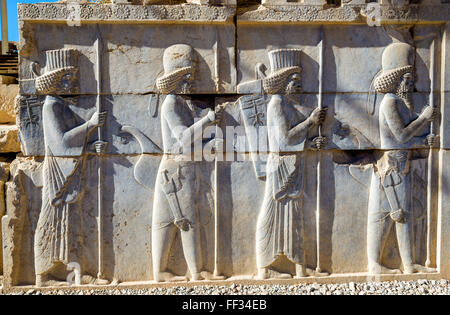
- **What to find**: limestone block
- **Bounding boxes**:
[0,125,20,153]
[16,94,219,157]
[0,84,18,124]
[0,162,10,275]
[216,93,433,153]
[18,4,236,95]
[261,0,326,6]
[237,24,441,94]
[2,157,42,288]
[1,154,222,284]
[216,151,434,276]
[441,23,450,149]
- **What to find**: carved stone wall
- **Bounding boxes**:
[2,1,449,289]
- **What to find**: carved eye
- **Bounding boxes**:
[61,73,73,88]
[290,73,301,81]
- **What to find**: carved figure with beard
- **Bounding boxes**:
[367,42,437,275]
[256,49,327,279]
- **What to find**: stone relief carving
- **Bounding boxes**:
[32,49,108,287]
[366,42,437,275]
[18,3,235,23]
[3,2,449,289]
[237,49,328,279]
[124,44,224,282]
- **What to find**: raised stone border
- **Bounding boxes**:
[238,5,449,23]
[17,4,235,23]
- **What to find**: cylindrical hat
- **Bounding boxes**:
[381,43,414,72]
[373,43,414,93]
[268,49,302,73]
[162,44,196,75]
[43,48,77,74]
[263,49,302,94]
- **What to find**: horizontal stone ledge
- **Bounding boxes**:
[237,5,450,24]
[18,4,235,24]
[4,271,444,292]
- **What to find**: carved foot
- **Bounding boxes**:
[368,263,402,275]
[190,272,205,281]
[35,275,44,288]
[294,264,307,278]
[81,275,110,285]
[403,264,437,274]
[307,268,329,277]
[201,271,226,281]
[155,271,187,283]
[256,268,292,280]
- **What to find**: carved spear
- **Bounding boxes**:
[314,27,325,274]
[213,28,221,277]
[425,38,436,268]
[95,27,107,280]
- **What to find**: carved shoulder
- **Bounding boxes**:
[379,94,398,116]
[160,95,178,117]
[42,96,63,116]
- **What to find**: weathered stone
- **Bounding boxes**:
[0,125,20,153]
[2,2,449,290]
[0,84,18,124]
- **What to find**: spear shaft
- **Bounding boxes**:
[315,28,324,273]
[95,30,107,279]
[426,39,436,268]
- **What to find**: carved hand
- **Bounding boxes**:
[421,106,438,122]
[213,104,227,125]
[309,107,327,125]
[174,218,190,232]
[89,111,107,130]
[426,134,437,147]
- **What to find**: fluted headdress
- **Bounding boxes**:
[263,49,302,94]
[35,49,78,94]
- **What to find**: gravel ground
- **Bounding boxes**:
[1,279,449,295]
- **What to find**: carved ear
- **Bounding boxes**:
[30,62,41,78]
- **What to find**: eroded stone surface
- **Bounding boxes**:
[2,3,449,289]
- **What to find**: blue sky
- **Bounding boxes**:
[2,0,58,42]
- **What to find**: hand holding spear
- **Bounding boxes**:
[313,27,328,274]
[425,39,438,268]
[95,27,108,281]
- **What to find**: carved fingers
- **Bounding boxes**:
[89,111,107,129]
[422,105,438,122]
[426,134,437,147]
[310,107,328,125]
[174,218,191,232]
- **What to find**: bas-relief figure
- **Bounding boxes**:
[125,44,223,282]
[33,49,108,287]
[238,49,327,279]
[367,42,437,275]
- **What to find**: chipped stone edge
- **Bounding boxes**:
[17,4,235,24]
[237,5,450,24]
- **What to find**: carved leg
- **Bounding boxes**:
[295,264,307,278]
[257,268,269,280]
[396,219,436,274]
[180,225,203,281]
[35,274,44,288]
[367,173,400,275]
[152,224,179,282]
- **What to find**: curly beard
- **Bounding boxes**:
[396,81,413,112]
[177,80,193,94]
[284,80,301,95]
